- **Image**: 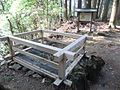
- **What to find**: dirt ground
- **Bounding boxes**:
[0,22,120,90]
[87,31,120,90]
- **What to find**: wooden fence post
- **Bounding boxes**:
[58,54,66,79]
[40,30,44,43]
[7,37,14,60]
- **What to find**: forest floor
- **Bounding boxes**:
[0,21,120,90]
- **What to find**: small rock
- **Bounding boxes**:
[8,61,15,66]
[109,67,113,70]
[32,74,41,78]
[0,55,4,61]
[6,60,12,63]
[0,60,6,66]
[25,70,34,76]
[22,67,29,72]
[41,78,45,83]
[111,71,114,75]
[9,64,22,70]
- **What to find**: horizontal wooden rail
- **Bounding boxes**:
[4,47,32,60]
[43,30,93,40]
[65,44,85,67]
[65,54,83,77]
[44,37,71,45]
[14,30,92,40]
[9,36,62,54]
[13,47,59,69]
[74,44,85,55]
[54,35,87,61]
[14,30,41,37]
[63,35,87,51]
[43,30,81,38]
[0,36,8,41]
[14,30,80,38]
[14,57,58,79]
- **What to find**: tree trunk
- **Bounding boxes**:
[116,0,120,20]
[91,0,97,8]
[6,17,14,35]
[109,0,119,28]
[0,1,4,11]
[60,0,63,20]
[46,0,48,28]
[69,0,71,16]
[100,0,110,21]
[98,0,103,18]
[77,0,82,16]
[82,0,91,8]
[96,0,101,18]
[64,0,68,20]
[86,0,91,8]
[82,0,86,8]
[78,0,82,9]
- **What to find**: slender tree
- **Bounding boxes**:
[78,0,82,8]
[0,1,4,11]
[109,0,119,28]
[69,0,71,16]
[96,0,101,18]
[98,0,103,17]
[86,0,91,8]
[6,16,14,35]
[77,0,81,16]
[82,0,86,8]
[64,0,68,20]
[81,0,91,8]
[91,0,97,8]
[116,0,120,20]
[100,0,110,21]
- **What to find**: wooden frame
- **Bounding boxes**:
[75,8,97,32]
[0,30,88,86]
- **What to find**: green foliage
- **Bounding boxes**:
[4,0,13,11]
[0,43,9,56]
[0,0,64,55]
[20,0,36,9]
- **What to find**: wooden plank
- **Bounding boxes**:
[43,30,93,40]
[4,47,32,60]
[14,30,41,37]
[53,78,72,87]
[65,45,85,69]
[63,35,87,51]
[13,57,58,79]
[43,30,81,38]
[31,37,42,42]
[14,30,92,40]
[58,54,66,79]
[13,44,23,47]
[9,36,62,54]
[54,51,75,62]
[74,44,85,56]
[75,8,97,13]
[65,54,83,77]
[53,35,87,62]
[53,78,63,86]
[40,30,44,43]
[44,37,71,45]
[63,79,72,87]
[7,38,15,59]
[13,47,59,69]
[0,36,8,41]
